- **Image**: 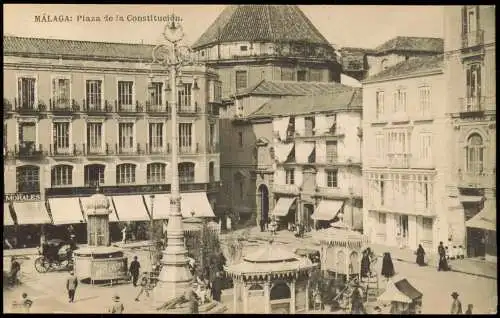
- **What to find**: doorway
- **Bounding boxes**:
[398,215,409,248]
[258,184,269,224]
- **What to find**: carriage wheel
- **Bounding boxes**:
[34,257,50,273]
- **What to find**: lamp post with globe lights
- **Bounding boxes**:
[148,14,200,306]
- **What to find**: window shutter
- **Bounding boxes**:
[52,78,57,102]
[18,78,23,103]
[462,6,468,35]
[393,91,398,112]
[466,67,471,98]
[53,123,57,146]
[476,65,481,100]
[476,6,480,30]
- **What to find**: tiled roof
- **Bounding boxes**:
[364,54,444,82]
[373,36,444,54]
[192,5,330,49]
[3,36,155,61]
[235,80,350,97]
[248,86,362,118]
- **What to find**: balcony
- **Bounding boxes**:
[457,96,496,118]
[179,143,200,155]
[316,184,362,198]
[146,143,170,155]
[458,169,496,188]
[48,98,81,113]
[177,102,201,115]
[12,98,44,114]
[6,143,46,160]
[115,143,145,156]
[273,183,300,195]
[462,30,484,49]
[82,100,114,113]
[48,144,77,157]
[116,100,143,113]
[387,153,411,169]
[85,143,107,156]
[146,101,169,114]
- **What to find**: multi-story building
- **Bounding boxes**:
[191,5,342,100]
[443,5,496,261]
[362,54,447,252]
[3,36,221,243]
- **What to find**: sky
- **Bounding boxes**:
[3,4,444,49]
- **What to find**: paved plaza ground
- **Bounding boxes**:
[3,227,498,314]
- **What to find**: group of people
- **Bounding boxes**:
[360,248,377,280]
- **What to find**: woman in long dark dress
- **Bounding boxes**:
[381,252,395,280]
[360,249,371,280]
[416,244,426,266]
[350,285,366,314]
[437,241,449,271]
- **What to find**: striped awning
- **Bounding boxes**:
[112,195,150,221]
[48,198,85,225]
[272,197,297,217]
[12,201,51,225]
[466,202,496,232]
[295,142,315,163]
[4,203,15,226]
[147,194,171,220]
[180,192,215,218]
[311,200,344,220]
[275,143,294,163]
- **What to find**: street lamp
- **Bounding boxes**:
[149,14,200,306]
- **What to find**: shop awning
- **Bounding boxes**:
[273,116,291,141]
[12,201,51,225]
[180,192,215,218]
[466,202,496,232]
[147,194,171,220]
[275,143,294,163]
[394,279,423,301]
[112,195,150,221]
[4,203,15,226]
[378,280,413,304]
[272,197,297,217]
[295,142,315,163]
[79,197,120,222]
[48,198,85,225]
[311,199,344,220]
[459,195,484,203]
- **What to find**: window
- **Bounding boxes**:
[118,81,134,107]
[419,133,432,162]
[18,77,36,109]
[466,133,484,174]
[387,131,408,155]
[16,165,40,193]
[326,170,338,188]
[310,69,322,82]
[178,83,192,108]
[116,164,136,184]
[52,77,71,108]
[297,70,307,82]
[239,181,244,200]
[285,168,295,185]
[376,91,385,119]
[418,86,431,116]
[422,217,433,241]
[378,212,386,233]
[53,122,70,153]
[380,175,385,206]
[393,89,407,113]
[209,124,216,147]
[209,162,215,182]
[326,141,338,163]
[238,131,243,147]
[240,45,248,51]
[84,164,105,187]
[463,6,478,33]
[147,163,166,184]
[119,123,134,151]
[304,117,315,136]
[149,123,163,151]
[87,123,103,153]
[18,122,36,151]
[214,81,222,102]
[375,134,385,161]
[424,178,430,209]
[51,165,73,187]
[280,69,295,81]
[235,71,248,90]
[466,64,481,111]
[179,162,195,183]
[150,82,163,106]
[86,80,102,109]
[179,123,193,153]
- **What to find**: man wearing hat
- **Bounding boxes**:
[66,271,78,303]
[450,292,462,314]
[110,295,124,313]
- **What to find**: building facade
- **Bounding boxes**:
[443,5,496,260]
[362,55,448,252]
[3,36,221,240]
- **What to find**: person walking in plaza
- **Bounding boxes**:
[9,256,21,286]
[66,271,78,303]
[121,225,128,244]
[416,244,426,266]
[438,241,449,271]
[360,249,371,281]
[450,291,462,314]
[260,218,265,232]
[350,283,366,314]
[109,295,125,313]
[270,219,277,235]
[465,304,473,314]
[381,252,395,282]
[129,256,141,287]
[135,275,151,301]
[211,271,223,302]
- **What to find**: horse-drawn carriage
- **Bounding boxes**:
[34,239,76,273]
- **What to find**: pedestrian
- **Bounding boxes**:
[9,256,21,286]
[465,304,473,314]
[450,291,462,314]
[135,275,150,302]
[66,271,78,303]
[20,292,33,313]
[186,283,200,314]
[259,218,265,232]
[211,271,223,302]
[350,283,366,314]
[381,252,395,281]
[226,215,232,232]
[270,219,277,235]
[416,244,426,266]
[109,295,125,313]
[438,241,449,271]
[129,256,141,287]
[360,249,371,281]
[121,225,127,244]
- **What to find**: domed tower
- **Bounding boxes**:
[192,5,341,99]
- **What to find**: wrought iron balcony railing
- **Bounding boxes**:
[462,30,484,48]
[273,183,300,194]
[387,153,411,169]
[6,143,46,160]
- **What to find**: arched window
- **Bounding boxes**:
[147,163,166,184]
[178,162,195,183]
[466,133,484,174]
[16,165,40,192]
[116,164,136,184]
[209,162,215,182]
[381,59,388,71]
[51,165,73,187]
[270,282,291,300]
[84,164,105,187]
